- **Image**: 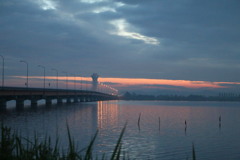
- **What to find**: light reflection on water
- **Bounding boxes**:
[1,100,240,159]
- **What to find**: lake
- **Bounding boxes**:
[1,100,240,159]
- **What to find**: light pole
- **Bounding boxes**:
[52,68,58,89]
[0,55,4,89]
[80,75,83,90]
[62,71,68,90]
[38,65,45,89]
[70,73,76,90]
[20,60,28,88]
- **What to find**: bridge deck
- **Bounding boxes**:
[0,87,118,110]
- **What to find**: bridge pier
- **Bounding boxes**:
[0,99,7,111]
[74,97,78,103]
[88,97,92,102]
[95,96,100,101]
[85,96,91,102]
[16,99,24,110]
[46,98,52,106]
[90,96,96,102]
[31,99,38,108]
[0,87,118,110]
[57,98,63,104]
[79,97,84,102]
[67,98,71,104]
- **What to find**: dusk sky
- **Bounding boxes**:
[1,0,240,95]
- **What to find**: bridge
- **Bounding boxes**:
[0,87,118,110]
[0,55,119,110]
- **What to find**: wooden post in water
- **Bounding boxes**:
[138,112,141,131]
[192,143,196,160]
[219,115,221,129]
[158,117,161,131]
[185,120,187,135]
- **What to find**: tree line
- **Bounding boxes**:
[121,92,240,101]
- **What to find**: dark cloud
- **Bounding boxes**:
[113,1,240,81]
[1,0,240,93]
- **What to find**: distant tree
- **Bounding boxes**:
[123,92,132,100]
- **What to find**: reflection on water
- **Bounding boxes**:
[1,100,240,159]
[97,101,119,129]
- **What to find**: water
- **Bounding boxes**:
[1,100,240,159]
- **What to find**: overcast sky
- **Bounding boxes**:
[1,0,240,94]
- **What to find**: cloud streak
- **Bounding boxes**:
[13,76,240,89]
[109,19,160,45]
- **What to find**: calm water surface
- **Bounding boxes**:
[1,100,240,160]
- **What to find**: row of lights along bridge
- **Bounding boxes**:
[0,55,118,96]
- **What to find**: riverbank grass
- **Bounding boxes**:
[0,123,127,160]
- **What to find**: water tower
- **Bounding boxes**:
[91,73,99,91]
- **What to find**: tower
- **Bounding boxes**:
[91,73,99,91]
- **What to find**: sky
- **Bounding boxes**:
[1,0,240,95]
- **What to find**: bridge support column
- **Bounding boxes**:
[88,97,92,102]
[95,97,100,101]
[57,98,63,104]
[0,99,7,111]
[96,96,100,101]
[16,99,24,110]
[85,96,91,102]
[79,97,84,102]
[90,96,95,102]
[46,99,52,106]
[67,98,71,104]
[74,97,78,103]
[31,99,38,108]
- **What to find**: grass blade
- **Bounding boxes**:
[84,130,98,160]
[110,122,127,160]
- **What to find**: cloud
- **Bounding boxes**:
[109,19,159,45]
[33,0,57,10]
[1,0,240,93]
[99,77,229,89]
[80,0,108,4]
[92,6,116,13]
[17,76,240,89]
[11,75,240,96]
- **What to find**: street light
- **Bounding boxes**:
[38,65,45,89]
[0,55,4,88]
[20,60,28,88]
[80,75,83,90]
[70,73,76,90]
[62,71,68,89]
[52,68,58,89]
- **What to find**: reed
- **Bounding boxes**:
[0,123,127,160]
[0,122,196,160]
[84,129,98,160]
[110,122,127,160]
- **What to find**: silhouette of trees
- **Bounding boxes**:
[121,92,240,101]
